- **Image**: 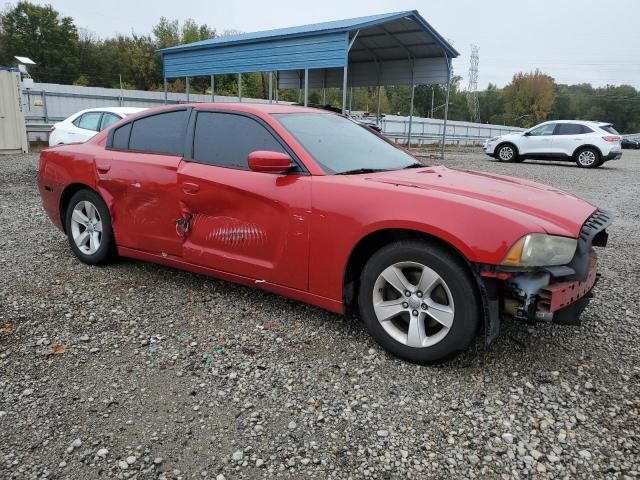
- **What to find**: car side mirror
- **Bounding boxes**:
[523,131,531,136]
[248,150,293,173]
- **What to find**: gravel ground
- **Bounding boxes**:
[1,148,638,480]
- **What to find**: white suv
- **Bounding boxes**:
[484,120,622,168]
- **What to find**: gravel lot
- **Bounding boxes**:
[1,148,638,479]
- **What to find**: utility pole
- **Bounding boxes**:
[467,44,480,123]
[430,87,435,118]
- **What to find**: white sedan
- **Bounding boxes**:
[48,107,146,146]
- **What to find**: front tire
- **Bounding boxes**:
[358,240,481,363]
[575,147,601,168]
[65,189,117,265]
[496,143,519,162]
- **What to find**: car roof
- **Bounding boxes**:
[72,107,147,116]
[539,119,612,127]
[134,103,333,116]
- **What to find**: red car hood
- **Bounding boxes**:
[365,166,597,237]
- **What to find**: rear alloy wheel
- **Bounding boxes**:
[575,147,601,168]
[65,189,117,265]
[497,144,518,162]
[358,240,480,363]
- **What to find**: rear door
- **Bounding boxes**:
[95,109,189,256]
[552,123,591,157]
[518,123,555,155]
[71,111,103,142]
[177,110,311,290]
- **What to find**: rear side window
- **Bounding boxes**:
[74,112,102,131]
[193,112,285,169]
[600,125,619,135]
[112,123,132,149]
[126,110,188,156]
[100,113,121,131]
[555,123,585,135]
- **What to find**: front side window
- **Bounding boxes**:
[555,123,584,135]
[193,112,286,169]
[75,112,103,131]
[127,110,188,156]
[275,113,417,174]
[100,113,121,131]
[527,123,556,136]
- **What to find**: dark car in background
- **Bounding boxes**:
[621,138,640,149]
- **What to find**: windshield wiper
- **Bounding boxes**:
[402,163,423,169]
[336,168,388,175]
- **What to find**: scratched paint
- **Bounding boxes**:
[191,215,267,247]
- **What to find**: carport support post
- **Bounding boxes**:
[185,77,190,103]
[341,65,348,113]
[238,73,242,102]
[211,75,215,102]
[407,84,415,147]
[407,61,415,148]
[304,69,309,107]
[440,55,452,159]
[164,78,168,105]
[268,72,273,103]
[376,85,381,126]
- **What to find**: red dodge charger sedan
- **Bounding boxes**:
[38,104,611,363]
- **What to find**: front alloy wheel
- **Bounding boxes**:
[358,240,480,363]
[497,144,516,162]
[373,261,454,348]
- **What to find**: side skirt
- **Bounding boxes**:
[118,246,344,314]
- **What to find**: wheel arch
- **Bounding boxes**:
[572,144,602,159]
[342,228,479,318]
[59,183,99,233]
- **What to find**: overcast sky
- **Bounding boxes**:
[30,0,640,89]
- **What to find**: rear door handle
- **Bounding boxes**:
[182,182,200,194]
[96,164,111,174]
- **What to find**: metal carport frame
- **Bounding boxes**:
[158,11,459,158]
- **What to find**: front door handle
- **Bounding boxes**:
[96,164,111,174]
[182,182,200,194]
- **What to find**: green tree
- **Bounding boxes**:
[0,1,79,83]
[502,70,556,127]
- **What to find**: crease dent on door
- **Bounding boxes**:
[194,214,268,248]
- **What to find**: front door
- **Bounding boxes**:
[177,111,311,290]
[519,122,556,156]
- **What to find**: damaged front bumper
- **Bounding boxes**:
[477,209,611,345]
[504,250,599,323]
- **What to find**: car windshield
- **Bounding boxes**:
[275,113,418,174]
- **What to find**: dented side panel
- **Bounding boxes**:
[177,161,312,290]
[94,149,183,256]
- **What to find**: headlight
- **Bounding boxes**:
[488,136,500,142]
[502,234,577,267]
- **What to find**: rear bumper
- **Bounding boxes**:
[603,151,622,161]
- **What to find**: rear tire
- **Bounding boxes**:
[358,240,481,363]
[65,189,117,265]
[496,143,518,162]
[575,147,601,168]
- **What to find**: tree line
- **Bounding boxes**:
[1,1,639,133]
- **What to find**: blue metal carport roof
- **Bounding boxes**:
[159,10,459,87]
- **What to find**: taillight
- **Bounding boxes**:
[602,135,620,142]
[50,126,56,132]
